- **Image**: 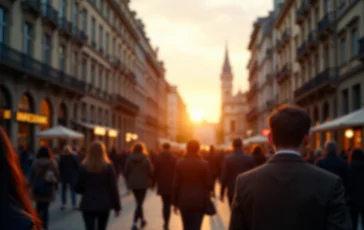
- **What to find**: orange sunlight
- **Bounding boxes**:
[190,110,205,123]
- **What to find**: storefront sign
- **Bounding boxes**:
[108,130,118,138]
[16,112,47,125]
[0,109,11,120]
[94,126,106,136]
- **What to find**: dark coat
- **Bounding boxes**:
[59,154,79,182]
[252,153,266,166]
[154,151,177,195]
[220,150,255,201]
[76,164,121,212]
[229,153,351,230]
[124,153,153,190]
[317,154,349,193]
[348,161,364,207]
[172,155,213,212]
[109,152,120,175]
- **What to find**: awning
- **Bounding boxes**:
[37,125,84,139]
[76,122,119,137]
[243,135,268,145]
[310,108,364,132]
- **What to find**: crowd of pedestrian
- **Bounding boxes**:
[1,104,364,230]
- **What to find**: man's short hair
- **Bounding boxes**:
[232,138,243,149]
[186,140,200,154]
[162,142,171,150]
[268,105,311,148]
[325,141,338,155]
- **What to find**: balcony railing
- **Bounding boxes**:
[296,0,310,24]
[296,41,307,61]
[249,61,258,80]
[21,0,41,14]
[294,68,336,100]
[247,83,258,100]
[111,94,139,115]
[59,17,72,36]
[71,26,87,45]
[0,43,85,93]
[246,107,258,120]
[41,3,58,27]
[317,12,335,37]
[359,37,364,61]
[146,115,158,127]
[307,30,318,48]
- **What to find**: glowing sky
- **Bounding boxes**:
[131,0,273,122]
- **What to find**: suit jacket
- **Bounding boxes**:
[220,150,255,201]
[229,153,351,230]
[154,151,177,195]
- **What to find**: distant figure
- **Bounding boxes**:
[154,143,177,230]
[76,141,121,230]
[59,145,79,210]
[30,146,60,230]
[229,105,351,230]
[250,145,266,166]
[124,142,153,230]
[314,148,324,164]
[205,145,217,195]
[220,138,255,207]
[348,149,364,230]
[109,147,120,177]
[172,140,214,230]
[0,127,42,230]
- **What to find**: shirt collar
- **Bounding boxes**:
[275,150,301,156]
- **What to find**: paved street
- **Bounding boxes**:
[48,181,231,230]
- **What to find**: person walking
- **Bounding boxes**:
[229,105,351,230]
[154,143,177,230]
[124,142,153,230]
[220,138,255,207]
[59,145,79,210]
[76,141,121,230]
[317,141,349,193]
[109,147,121,179]
[0,127,42,230]
[348,149,364,230]
[250,145,266,167]
[172,140,214,230]
[30,146,59,230]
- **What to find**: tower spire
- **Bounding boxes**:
[222,42,232,76]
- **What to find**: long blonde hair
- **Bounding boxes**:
[130,141,149,156]
[82,141,110,172]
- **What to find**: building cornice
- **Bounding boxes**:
[274,0,294,29]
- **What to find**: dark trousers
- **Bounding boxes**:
[350,205,364,230]
[61,179,76,206]
[36,202,50,230]
[82,211,110,230]
[132,189,147,222]
[161,195,172,227]
[180,211,204,230]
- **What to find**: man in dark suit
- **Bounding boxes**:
[220,138,255,207]
[229,105,351,230]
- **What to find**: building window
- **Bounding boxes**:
[353,84,361,111]
[105,71,109,91]
[315,53,319,75]
[99,0,103,13]
[230,120,236,132]
[341,37,347,64]
[98,108,102,124]
[91,63,95,85]
[106,7,110,21]
[82,58,87,82]
[23,23,32,55]
[81,9,87,33]
[324,44,329,69]
[91,17,96,43]
[351,28,358,57]
[112,38,115,56]
[342,89,349,114]
[71,52,78,76]
[0,8,8,44]
[324,0,329,13]
[59,0,66,18]
[105,32,109,55]
[43,35,51,64]
[72,3,79,28]
[99,25,103,50]
[98,68,103,89]
[59,45,66,71]
[81,102,86,121]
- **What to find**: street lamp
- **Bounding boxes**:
[345,129,354,139]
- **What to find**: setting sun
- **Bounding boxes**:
[190,111,205,122]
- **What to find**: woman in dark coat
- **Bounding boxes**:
[250,145,266,167]
[76,141,121,230]
[124,142,153,230]
[0,127,42,230]
[348,148,364,230]
[172,140,213,230]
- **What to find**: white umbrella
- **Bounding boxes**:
[37,125,84,139]
[244,135,268,145]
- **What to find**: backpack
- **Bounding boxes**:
[32,164,56,197]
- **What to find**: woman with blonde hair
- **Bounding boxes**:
[124,141,153,230]
[76,141,121,230]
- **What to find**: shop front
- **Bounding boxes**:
[0,86,12,134]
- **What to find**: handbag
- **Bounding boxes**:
[204,193,216,216]
[32,165,54,197]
